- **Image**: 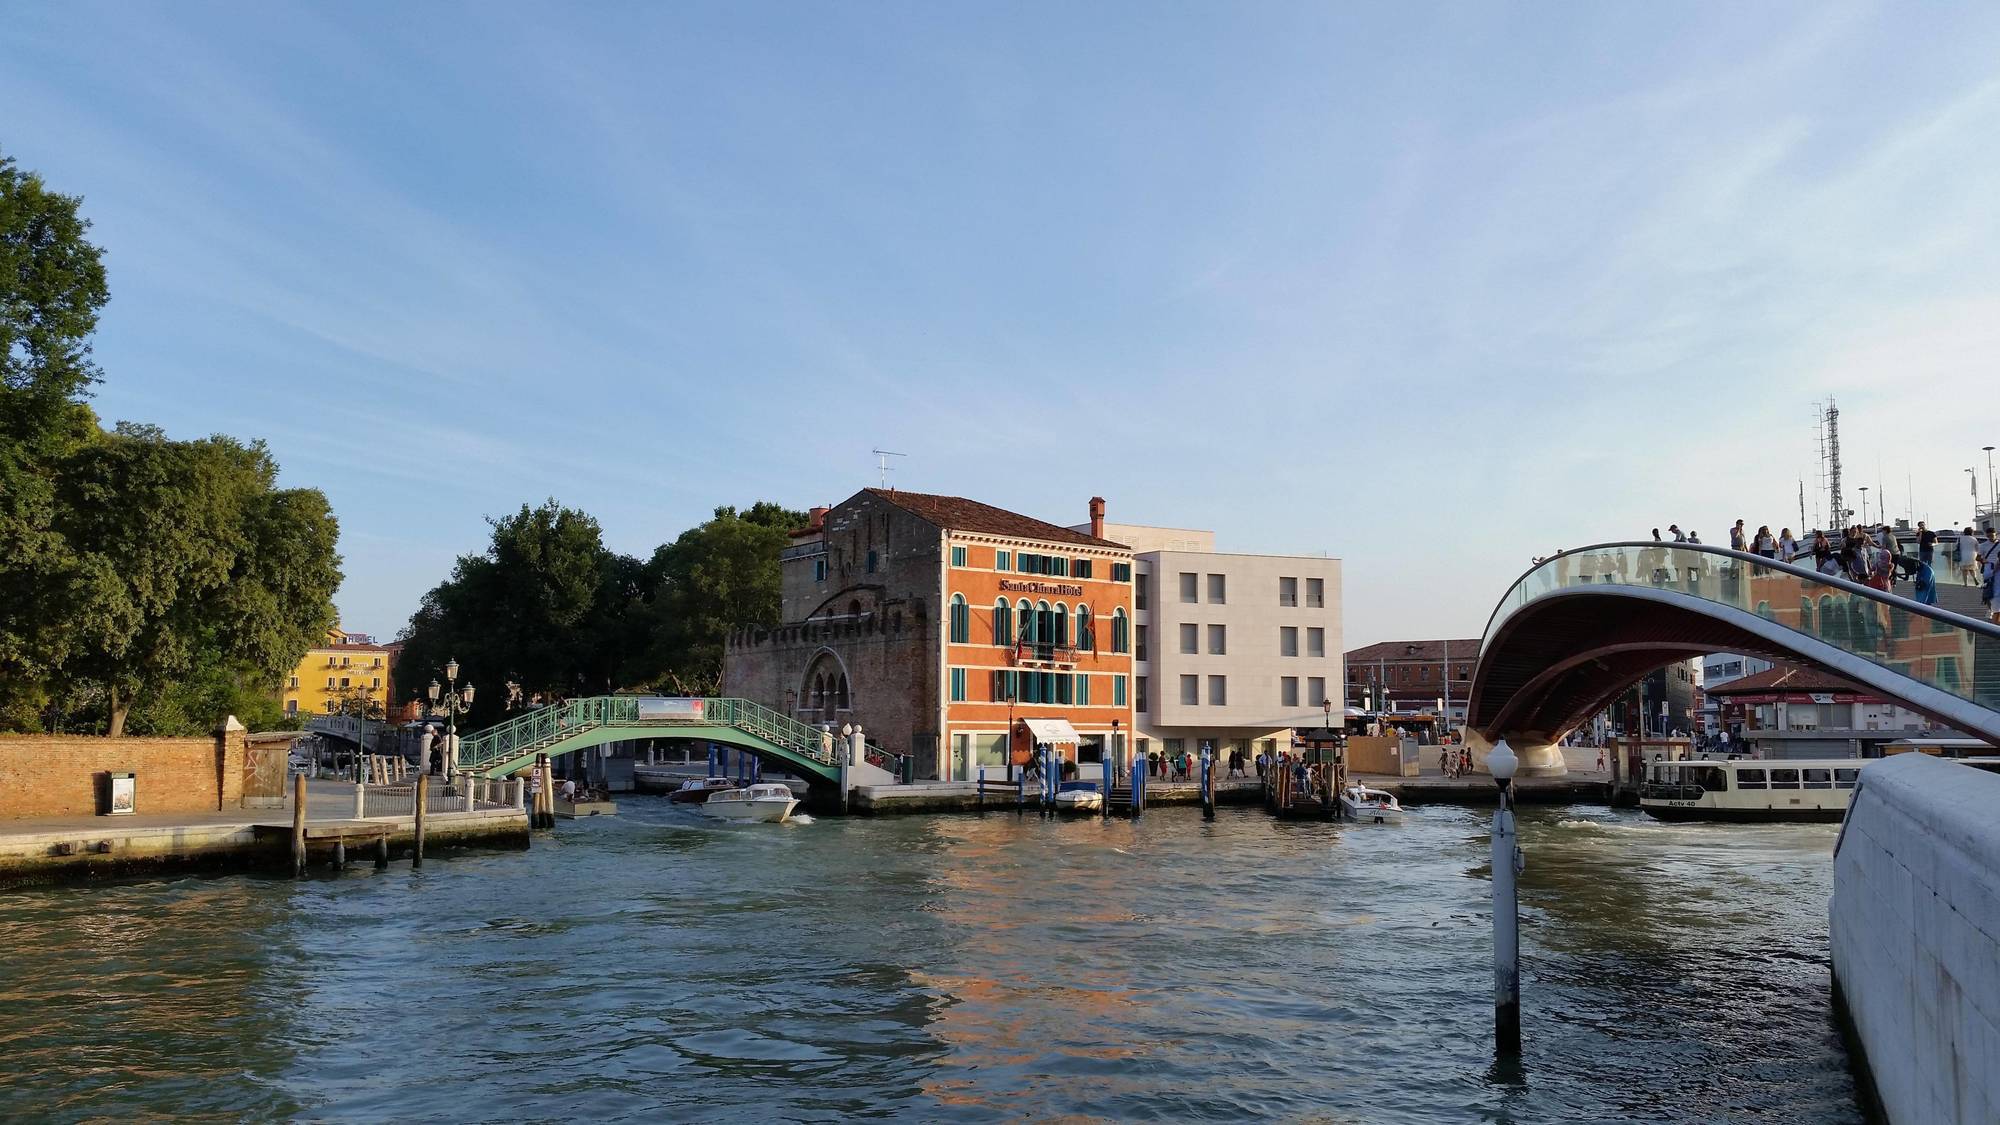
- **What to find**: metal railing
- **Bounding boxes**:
[357,777,515,818]
[456,696,907,778]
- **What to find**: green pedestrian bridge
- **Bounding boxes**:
[454,696,903,786]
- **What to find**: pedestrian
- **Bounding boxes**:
[1914,559,1938,606]
[1688,531,1702,545]
[1596,748,1606,772]
[1651,528,1662,542]
[1960,528,1982,586]
[1918,522,1936,566]
[1778,528,1798,561]
[1752,525,1776,558]
[1729,520,1747,551]
[1877,525,1896,553]
[1669,524,1687,542]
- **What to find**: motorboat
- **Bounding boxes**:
[1341,784,1405,824]
[1053,780,1103,813]
[700,783,800,824]
[669,776,739,804]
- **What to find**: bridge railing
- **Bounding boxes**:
[456,696,855,773]
[1485,542,2000,714]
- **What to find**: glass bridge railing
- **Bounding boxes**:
[1481,543,2000,716]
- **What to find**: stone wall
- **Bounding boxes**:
[728,489,946,774]
[1830,753,2000,1124]
[0,727,248,819]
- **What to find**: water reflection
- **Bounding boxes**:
[0,801,1858,1122]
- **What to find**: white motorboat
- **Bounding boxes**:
[1341,784,1405,824]
[1053,781,1103,813]
[700,783,800,824]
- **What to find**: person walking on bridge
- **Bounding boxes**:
[1959,528,1982,586]
[1779,528,1799,561]
[1752,526,1777,558]
[1730,520,1747,551]
[1918,522,1937,566]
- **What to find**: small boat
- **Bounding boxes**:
[1053,780,1103,813]
[700,783,800,824]
[669,777,740,804]
[1341,784,1405,824]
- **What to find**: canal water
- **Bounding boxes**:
[0,800,1860,1122]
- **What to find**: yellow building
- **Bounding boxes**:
[282,627,393,718]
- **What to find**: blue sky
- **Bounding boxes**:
[7,2,2000,648]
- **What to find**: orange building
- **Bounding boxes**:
[727,490,1135,780]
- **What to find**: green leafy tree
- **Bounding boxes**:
[0,147,111,709]
[395,501,636,726]
[636,502,805,685]
[55,427,341,735]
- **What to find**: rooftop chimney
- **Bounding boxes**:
[808,506,829,530]
[1088,496,1106,539]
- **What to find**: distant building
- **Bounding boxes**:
[1343,639,1479,724]
[1704,661,1937,758]
[1697,653,1774,732]
[1080,522,1344,769]
[282,626,392,717]
[726,490,1135,780]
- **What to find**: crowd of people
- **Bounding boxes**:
[1644,518,2000,622]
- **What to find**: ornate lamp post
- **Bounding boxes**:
[1487,739,1523,1056]
[427,658,475,780]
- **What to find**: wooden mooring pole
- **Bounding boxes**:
[412,771,427,868]
[291,772,307,877]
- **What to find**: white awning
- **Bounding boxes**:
[1018,718,1082,745]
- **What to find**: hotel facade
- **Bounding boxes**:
[725,489,1136,780]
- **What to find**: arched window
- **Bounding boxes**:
[837,674,850,710]
[1016,599,1032,645]
[1036,600,1053,646]
[812,674,826,709]
[1110,607,1129,654]
[993,599,1012,645]
[950,594,969,644]
[1054,602,1069,647]
[1076,604,1093,651]
[848,599,862,619]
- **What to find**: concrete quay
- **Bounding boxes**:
[0,778,529,889]
[1350,770,1614,806]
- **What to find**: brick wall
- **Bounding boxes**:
[0,730,246,819]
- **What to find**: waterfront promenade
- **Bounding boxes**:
[0,777,528,887]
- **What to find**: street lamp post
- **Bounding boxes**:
[1859,485,1870,528]
[427,659,475,782]
[1986,447,1997,524]
[1487,739,1523,1056]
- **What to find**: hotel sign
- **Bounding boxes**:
[1000,579,1084,597]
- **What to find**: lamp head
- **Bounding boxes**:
[427,680,441,703]
[1487,739,1519,784]
[445,658,459,682]
[461,683,475,705]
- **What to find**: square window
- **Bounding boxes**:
[1281,677,1300,707]
[1179,572,1198,603]
[1114,675,1128,707]
[1207,574,1226,603]
[1135,572,1150,610]
[1208,624,1226,654]
[1309,677,1327,707]
[813,557,828,582]
[1280,627,1298,657]
[1208,675,1227,706]
[866,549,879,573]
[1279,577,1298,606]
[951,545,967,567]
[1180,675,1199,706]
[1137,676,1149,713]
[1306,577,1324,607]
[1179,623,1198,654]
[1136,624,1149,661]
[997,550,1011,571]
[1307,627,1325,657]
[950,667,967,701]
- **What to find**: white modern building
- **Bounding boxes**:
[1074,521,1343,766]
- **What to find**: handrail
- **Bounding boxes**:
[455,696,907,777]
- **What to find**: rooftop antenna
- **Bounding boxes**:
[1820,398,1844,530]
[871,448,906,488]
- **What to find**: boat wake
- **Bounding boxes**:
[786,813,815,825]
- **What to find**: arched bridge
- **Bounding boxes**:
[1468,542,2000,771]
[455,696,903,786]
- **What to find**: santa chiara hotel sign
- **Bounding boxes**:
[999,579,1085,597]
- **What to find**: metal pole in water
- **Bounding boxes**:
[1488,740,1523,1056]
[1201,746,1215,821]
[978,766,985,814]
[290,772,307,877]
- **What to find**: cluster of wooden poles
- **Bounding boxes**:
[288,760,545,876]
[527,753,558,830]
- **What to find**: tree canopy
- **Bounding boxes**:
[394,500,804,724]
[0,147,341,735]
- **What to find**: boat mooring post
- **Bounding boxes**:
[412,766,427,867]
[1487,739,1523,1056]
[290,772,307,877]
[1015,761,1025,814]
[1132,753,1144,817]
[978,766,985,814]
[1200,745,1215,821]
[707,743,718,778]
[1101,755,1112,820]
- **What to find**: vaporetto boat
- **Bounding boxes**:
[1638,758,1860,823]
